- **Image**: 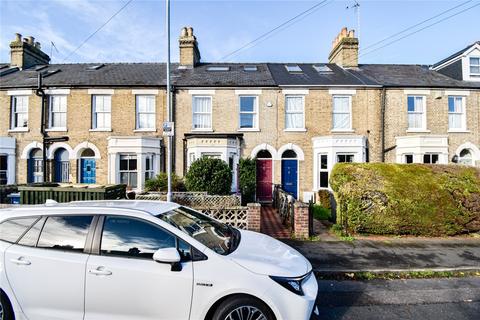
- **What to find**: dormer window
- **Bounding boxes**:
[470,57,480,75]
[285,65,302,73]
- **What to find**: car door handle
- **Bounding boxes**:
[10,258,31,266]
[89,267,112,276]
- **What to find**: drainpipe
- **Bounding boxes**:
[35,73,48,183]
[380,87,386,162]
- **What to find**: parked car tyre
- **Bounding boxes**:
[0,291,15,320]
[212,296,275,320]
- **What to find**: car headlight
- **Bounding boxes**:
[269,272,312,296]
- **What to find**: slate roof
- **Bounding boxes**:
[0,62,276,89]
[174,63,276,87]
[356,64,480,88]
[267,63,379,86]
[432,41,480,69]
[1,61,479,89]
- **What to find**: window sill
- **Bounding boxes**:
[448,129,470,133]
[191,128,214,132]
[46,128,68,132]
[8,128,29,133]
[89,128,112,132]
[238,128,260,132]
[134,129,157,132]
[330,129,355,133]
[406,129,430,133]
[284,128,307,132]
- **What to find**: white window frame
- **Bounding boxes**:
[119,154,138,188]
[10,95,29,131]
[470,57,480,75]
[332,95,353,131]
[91,95,112,130]
[336,153,355,163]
[423,153,439,164]
[0,154,7,185]
[284,95,305,131]
[48,95,67,130]
[404,154,414,164]
[145,154,155,181]
[135,95,156,131]
[448,96,467,131]
[318,154,329,189]
[238,95,259,131]
[192,96,213,131]
[407,95,427,131]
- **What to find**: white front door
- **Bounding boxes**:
[84,216,194,320]
[4,215,94,320]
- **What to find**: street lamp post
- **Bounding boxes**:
[165,0,173,202]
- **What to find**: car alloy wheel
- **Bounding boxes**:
[225,306,267,320]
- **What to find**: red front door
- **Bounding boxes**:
[256,159,272,202]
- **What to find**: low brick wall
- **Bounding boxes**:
[294,202,310,239]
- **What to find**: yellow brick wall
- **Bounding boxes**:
[0,88,166,184]
[173,88,382,197]
[383,89,480,165]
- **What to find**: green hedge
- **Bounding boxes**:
[330,163,480,236]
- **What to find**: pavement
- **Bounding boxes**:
[284,238,480,273]
[315,277,480,320]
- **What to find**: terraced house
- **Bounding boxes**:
[1,27,479,201]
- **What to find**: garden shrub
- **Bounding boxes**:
[330,163,480,236]
[239,157,256,205]
[145,173,185,192]
[317,189,332,209]
[312,204,331,221]
[185,157,232,195]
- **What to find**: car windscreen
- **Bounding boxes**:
[158,206,240,255]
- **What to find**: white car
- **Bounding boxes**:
[0,200,319,320]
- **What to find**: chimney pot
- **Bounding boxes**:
[23,37,29,43]
[328,27,359,68]
[15,33,22,42]
[27,36,35,45]
[35,42,41,49]
[179,26,200,67]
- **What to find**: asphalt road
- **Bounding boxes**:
[316,277,480,320]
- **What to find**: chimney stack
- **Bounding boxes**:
[328,27,359,68]
[9,33,50,69]
[179,26,200,68]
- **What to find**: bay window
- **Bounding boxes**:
[119,155,138,188]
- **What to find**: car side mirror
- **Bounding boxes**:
[153,248,182,272]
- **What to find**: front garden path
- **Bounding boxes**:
[260,205,290,239]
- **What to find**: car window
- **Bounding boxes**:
[18,217,46,247]
[37,216,93,252]
[101,216,176,259]
[0,217,39,243]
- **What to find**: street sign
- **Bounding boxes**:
[44,136,69,144]
[163,121,175,136]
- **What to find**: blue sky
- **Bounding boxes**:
[0,0,478,65]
